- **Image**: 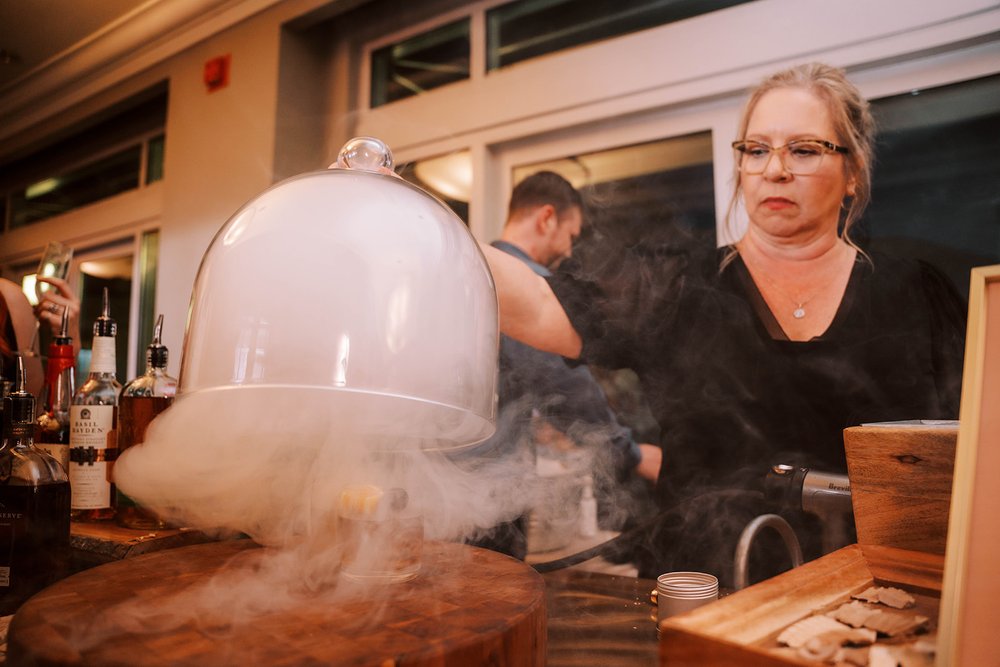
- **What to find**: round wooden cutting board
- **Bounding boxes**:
[7,540,546,666]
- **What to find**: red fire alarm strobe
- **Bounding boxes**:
[204,54,231,93]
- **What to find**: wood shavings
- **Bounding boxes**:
[833,645,870,666]
[868,645,896,667]
[827,600,880,628]
[865,643,936,667]
[851,586,915,609]
[799,635,840,662]
[777,615,852,648]
[797,628,876,662]
[862,609,929,637]
[772,585,936,666]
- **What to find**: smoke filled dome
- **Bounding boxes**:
[116,137,506,549]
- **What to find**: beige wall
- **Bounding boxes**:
[156,13,285,357]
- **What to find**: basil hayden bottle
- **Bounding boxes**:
[70,288,122,521]
[0,356,71,615]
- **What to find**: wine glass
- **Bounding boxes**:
[34,241,73,304]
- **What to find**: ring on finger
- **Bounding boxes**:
[47,302,60,314]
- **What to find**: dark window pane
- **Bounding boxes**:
[513,131,716,247]
[0,84,167,195]
[77,266,132,381]
[859,75,1000,297]
[146,134,165,184]
[371,19,470,107]
[10,145,142,228]
[487,0,753,71]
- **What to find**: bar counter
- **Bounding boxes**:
[0,523,660,665]
[543,568,659,666]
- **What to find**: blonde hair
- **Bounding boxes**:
[725,63,875,258]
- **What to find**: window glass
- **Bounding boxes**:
[77,254,133,381]
[860,74,1000,296]
[10,146,142,228]
[146,134,165,184]
[371,19,470,107]
[512,131,716,248]
[0,84,166,231]
[134,230,160,372]
[487,0,752,71]
[399,150,471,223]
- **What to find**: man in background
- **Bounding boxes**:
[460,171,659,559]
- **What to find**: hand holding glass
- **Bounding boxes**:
[34,242,73,303]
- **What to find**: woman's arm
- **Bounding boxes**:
[481,243,582,359]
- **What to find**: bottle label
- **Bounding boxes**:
[69,405,116,510]
[0,483,71,607]
[0,490,26,587]
[90,336,117,374]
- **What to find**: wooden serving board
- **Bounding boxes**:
[7,540,546,666]
[658,544,943,666]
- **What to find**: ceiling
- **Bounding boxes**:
[0,0,150,91]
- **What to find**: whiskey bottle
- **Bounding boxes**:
[69,288,121,521]
[115,314,177,530]
[35,307,75,472]
[0,356,71,615]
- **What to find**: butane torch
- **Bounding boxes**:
[765,464,854,554]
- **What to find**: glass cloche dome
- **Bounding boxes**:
[177,137,498,451]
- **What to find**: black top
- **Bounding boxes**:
[548,244,966,581]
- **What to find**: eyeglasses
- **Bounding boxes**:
[732,139,849,175]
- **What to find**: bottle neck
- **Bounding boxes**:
[46,344,75,378]
[3,409,35,449]
[89,335,117,375]
[43,351,76,413]
[53,366,76,411]
[4,431,34,451]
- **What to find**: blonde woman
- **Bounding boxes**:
[483,63,966,584]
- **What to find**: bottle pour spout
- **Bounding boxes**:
[5,354,36,426]
[94,287,117,337]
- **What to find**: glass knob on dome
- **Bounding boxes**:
[334,136,394,173]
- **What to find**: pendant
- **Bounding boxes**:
[793,307,806,319]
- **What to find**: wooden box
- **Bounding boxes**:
[658,424,957,666]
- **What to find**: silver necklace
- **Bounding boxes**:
[742,256,831,320]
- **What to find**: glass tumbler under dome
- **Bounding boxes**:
[179,138,498,450]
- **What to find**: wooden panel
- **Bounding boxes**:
[70,521,214,570]
[7,540,546,667]
[860,544,945,595]
[843,425,957,554]
[659,545,944,667]
[939,265,1000,667]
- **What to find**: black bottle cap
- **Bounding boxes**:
[146,314,169,369]
[93,287,117,338]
